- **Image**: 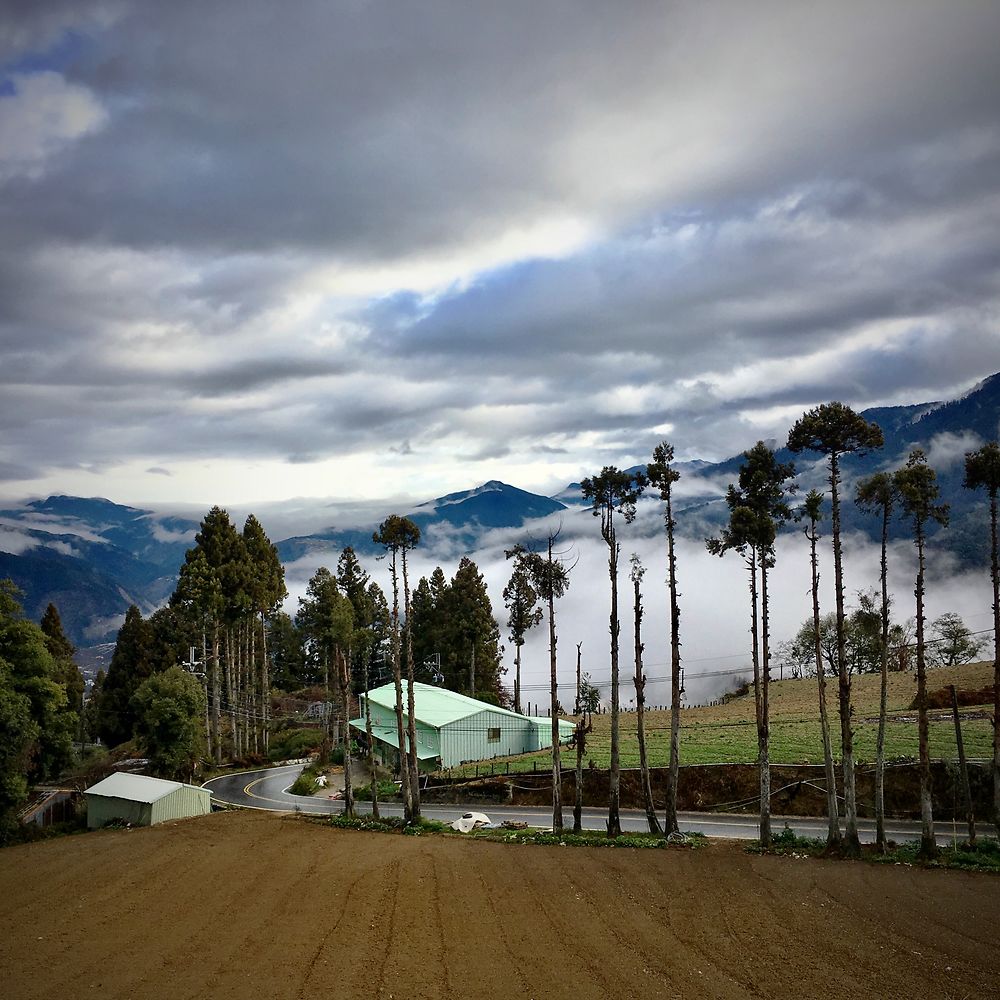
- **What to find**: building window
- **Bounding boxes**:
[487,727,500,743]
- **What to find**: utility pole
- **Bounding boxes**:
[181,645,210,761]
[469,642,475,698]
[575,642,582,715]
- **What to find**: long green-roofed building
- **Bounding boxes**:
[351,681,573,770]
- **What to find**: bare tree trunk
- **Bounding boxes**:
[809,525,840,850]
[250,620,258,756]
[548,535,563,834]
[388,549,412,821]
[760,557,772,850]
[226,628,237,759]
[831,451,861,856]
[212,621,221,764]
[341,648,354,818]
[514,641,522,715]
[664,486,682,836]
[363,652,379,819]
[573,714,589,834]
[608,531,621,838]
[915,525,937,859]
[633,571,661,834]
[990,492,1000,838]
[402,547,421,820]
[875,505,890,852]
[575,642,582,716]
[950,685,975,845]
[260,611,270,756]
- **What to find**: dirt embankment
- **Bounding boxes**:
[2,810,999,1000]
[504,760,995,819]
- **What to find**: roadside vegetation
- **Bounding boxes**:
[749,824,1000,873]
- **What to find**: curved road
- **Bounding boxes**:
[204,764,961,844]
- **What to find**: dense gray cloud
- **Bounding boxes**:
[1,2,999,502]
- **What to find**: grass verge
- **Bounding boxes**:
[746,824,1000,873]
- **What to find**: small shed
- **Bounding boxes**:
[85,772,212,829]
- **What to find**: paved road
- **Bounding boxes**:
[203,763,969,845]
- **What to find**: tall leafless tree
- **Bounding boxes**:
[855,472,899,852]
[801,490,841,851]
[964,441,1000,837]
[630,555,661,833]
[648,441,683,835]
[509,536,571,833]
[788,402,883,857]
[582,466,647,838]
[373,516,414,820]
[895,449,948,859]
[708,443,794,850]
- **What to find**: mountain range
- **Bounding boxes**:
[2,374,998,657]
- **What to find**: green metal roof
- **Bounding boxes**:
[364,681,538,728]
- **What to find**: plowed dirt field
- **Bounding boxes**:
[2,810,998,999]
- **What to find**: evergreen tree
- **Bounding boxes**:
[440,557,503,699]
[0,656,38,844]
[409,575,438,678]
[581,466,647,838]
[503,558,542,714]
[132,665,207,779]
[962,441,1000,838]
[146,605,200,675]
[895,449,949,859]
[95,605,154,749]
[296,568,355,690]
[173,545,224,761]
[40,603,84,717]
[243,514,287,754]
[787,401,883,857]
[0,581,75,781]
[268,611,308,689]
[337,547,385,689]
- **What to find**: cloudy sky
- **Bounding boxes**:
[2,1,999,508]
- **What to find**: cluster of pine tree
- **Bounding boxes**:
[89,508,285,768]
[410,559,502,700]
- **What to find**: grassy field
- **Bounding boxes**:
[443,660,995,776]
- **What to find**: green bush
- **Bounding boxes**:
[268,727,324,762]
[288,772,318,796]
[353,779,398,801]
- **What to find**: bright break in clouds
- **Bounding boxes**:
[1,1,999,505]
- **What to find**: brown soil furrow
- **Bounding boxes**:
[427,851,453,996]
[3,812,1000,1000]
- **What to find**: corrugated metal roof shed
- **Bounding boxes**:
[86,772,184,803]
[364,681,529,727]
[85,773,212,829]
[356,682,574,767]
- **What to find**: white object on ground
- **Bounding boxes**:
[451,812,492,833]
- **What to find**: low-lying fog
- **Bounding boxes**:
[284,502,993,708]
